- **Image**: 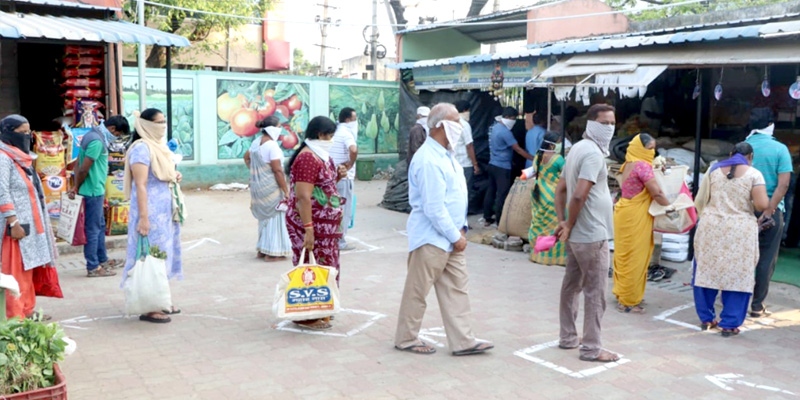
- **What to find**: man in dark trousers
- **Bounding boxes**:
[70,116,130,278]
[481,107,532,227]
[746,108,792,318]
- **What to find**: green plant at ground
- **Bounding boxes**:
[0,318,67,395]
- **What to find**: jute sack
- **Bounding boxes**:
[498,178,536,239]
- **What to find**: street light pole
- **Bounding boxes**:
[137,0,146,111]
[370,0,378,80]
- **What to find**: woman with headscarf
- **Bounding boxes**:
[693,143,769,336]
[528,131,567,266]
[286,116,346,331]
[612,134,671,314]
[244,116,290,262]
[0,115,60,320]
[121,108,185,324]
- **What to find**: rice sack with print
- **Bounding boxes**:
[34,131,68,218]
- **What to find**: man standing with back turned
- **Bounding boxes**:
[555,104,620,363]
[395,103,493,357]
[71,116,130,278]
[746,108,792,318]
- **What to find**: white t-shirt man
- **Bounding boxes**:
[330,123,358,180]
[454,118,474,169]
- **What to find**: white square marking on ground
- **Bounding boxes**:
[274,308,386,337]
[513,340,631,379]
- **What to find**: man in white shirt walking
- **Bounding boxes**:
[453,100,480,193]
[330,107,358,251]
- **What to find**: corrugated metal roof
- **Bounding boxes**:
[397,2,566,35]
[6,0,120,11]
[388,48,542,70]
[0,11,190,46]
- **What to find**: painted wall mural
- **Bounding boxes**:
[329,85,399,154]
[122,75,195,160]
[216,79,310,160]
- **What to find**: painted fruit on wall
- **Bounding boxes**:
[217,79,310,160]
[328,85,399,155]
[122,76,195,160]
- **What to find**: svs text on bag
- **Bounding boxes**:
[273,249,340,320]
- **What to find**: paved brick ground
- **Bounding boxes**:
[39,181,800,399]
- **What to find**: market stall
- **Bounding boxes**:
[0,1,189,237]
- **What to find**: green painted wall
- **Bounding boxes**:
[121,68,399,188]
[402,30,481,62]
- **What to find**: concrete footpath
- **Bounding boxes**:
[42,181,800,399]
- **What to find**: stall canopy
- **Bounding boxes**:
[0,11,190,47]
[536,59,667,100]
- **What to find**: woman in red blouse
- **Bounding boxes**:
[286,116,347,330]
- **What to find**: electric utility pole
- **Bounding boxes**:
[370,0,378,80]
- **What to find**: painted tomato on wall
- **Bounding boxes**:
[217,80,310,159]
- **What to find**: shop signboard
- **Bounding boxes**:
[411,56,555,91]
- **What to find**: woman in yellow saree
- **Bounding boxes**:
[528,131,566,266]
[612,134,671,313]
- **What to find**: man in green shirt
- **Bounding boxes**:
[746,109,792,317]
[70,116,129,277]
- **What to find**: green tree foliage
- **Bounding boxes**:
[123,0,272,68]
[606,0,785,20]
[280,48,320,76]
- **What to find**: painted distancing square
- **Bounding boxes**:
[274,308,386,337]
[514,340,631,379]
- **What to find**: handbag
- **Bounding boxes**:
[273,248,340,320]
[57,193,87,246]
[650,183,698,234]
[124,235,172,315]
[32,265,63,298]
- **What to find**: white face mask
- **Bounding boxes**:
[437,120,464,152]
[584,120,615,156]
[305,138,334,161]
[344,121,359,134]
[501,118,516,130]
[264,126,282,141]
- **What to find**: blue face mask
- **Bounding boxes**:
[99,124,116,148]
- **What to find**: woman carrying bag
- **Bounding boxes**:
[121,109,186,324]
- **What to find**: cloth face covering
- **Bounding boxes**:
[264,126,282,141]
[621,134,655,172]
[746,123,774,139]
[584,120,615,156]
[0,114,31,153]
[305,139,334,161]
[437,120,464,153]
[501,118,516,130]
[344,121,358,134]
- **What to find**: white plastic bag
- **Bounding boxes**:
[273,248,340,320]
[124,236,172,315]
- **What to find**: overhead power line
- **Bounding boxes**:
[141,0,706,28]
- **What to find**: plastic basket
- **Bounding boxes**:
[2,364,67,400]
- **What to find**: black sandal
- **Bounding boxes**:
[700,321,719,331]
[452,342,494,356]
[139,314,172,324]
[721,328,740,337]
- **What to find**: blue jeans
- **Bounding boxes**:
[83,195,108,271]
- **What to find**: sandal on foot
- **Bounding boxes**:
[161,307,181,315]
[293,319,332,331]
[87,267,116,278]
[139,314,171,324]
[263,256,283,263]
[749,308,771,318]
[395,343,437,355]
[558,344,580,350]
[721,328,740,337]
[579,350,620,363]
[452,342,494,356]
[700,321,719,331]
[617,304,646,314]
